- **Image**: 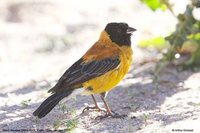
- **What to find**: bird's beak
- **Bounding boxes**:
[126,27,137,34]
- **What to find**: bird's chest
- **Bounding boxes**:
[115,48,133,82]
[83,46,133,94]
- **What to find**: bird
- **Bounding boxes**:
[33,22,136,119]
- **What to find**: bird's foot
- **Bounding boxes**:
[95,111,127,120]
[82,106,107,114]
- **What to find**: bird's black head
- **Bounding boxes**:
[105,22,136,46]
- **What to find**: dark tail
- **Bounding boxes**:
[33,90,72,118]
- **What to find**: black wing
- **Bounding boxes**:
[49,56,120,93]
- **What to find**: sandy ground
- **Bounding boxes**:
[1,60,200,133]
[1,0,200,133]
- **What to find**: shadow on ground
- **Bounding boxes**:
[0,62,199,132]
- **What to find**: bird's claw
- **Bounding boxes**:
[82,106,107,114]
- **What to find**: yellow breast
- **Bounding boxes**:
[82,46,133,95]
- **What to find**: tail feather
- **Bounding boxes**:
[33,90,72,118]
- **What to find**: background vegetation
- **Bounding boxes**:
[140,0,200,69]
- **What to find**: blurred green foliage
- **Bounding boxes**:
[141,0,200,69]
[139,36,170,51]
[140,0,167,11]
[166,6,196,48]
[140,0,174,14]
[165,3,200,68]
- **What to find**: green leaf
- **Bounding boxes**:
[139,36,170,51]
[141,0,167,11]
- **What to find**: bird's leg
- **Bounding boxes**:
[82,95,106,114]
[95,92,127,119]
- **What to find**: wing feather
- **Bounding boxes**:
[49,56,120,93]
